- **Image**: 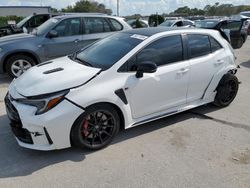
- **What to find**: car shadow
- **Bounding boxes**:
[241,60,250,68]
[0,104,237,178]
[0,74,12,86]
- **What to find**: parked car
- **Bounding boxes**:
[5,27,239,151]
[0,14,131,78]
[0,13,54,37]
[195,19,248,49]
[159,19,194,27]
[126,19,149,28]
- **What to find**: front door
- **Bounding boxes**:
[125,35,190,119]
[43,17,82,59]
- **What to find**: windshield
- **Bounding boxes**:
[160,20,175,27]
[195,20,219,28]
[16,15,32,28]
[36,18,60,35]
[241,12,250,17]
[76,33,143,70]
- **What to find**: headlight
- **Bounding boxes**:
[18,90,69,115]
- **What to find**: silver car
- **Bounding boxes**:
[0,14,131,78]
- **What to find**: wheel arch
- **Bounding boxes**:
[69,101,126,146]
[2,50,41,72]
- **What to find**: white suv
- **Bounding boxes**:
[5,27,239,151]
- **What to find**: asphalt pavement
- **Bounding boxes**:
[0,38,249,188]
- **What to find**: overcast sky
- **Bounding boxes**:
[0,0,249,15]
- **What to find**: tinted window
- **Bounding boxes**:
[54,18,81,37]
[84,17,111,34]
[76,33,142,69]
[128,35,183,70]
[109,18,123,31]
[210,36,222,52]
[221,21,241,31]
[188,34,211,58]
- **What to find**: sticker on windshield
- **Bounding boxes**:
[130,34,148,40]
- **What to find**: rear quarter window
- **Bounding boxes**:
[109,18,123,31]
[209,36,223,52]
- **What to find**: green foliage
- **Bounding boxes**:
[171,3,250,16]
[0,16,23,27]
[135,19,143,28]
[61,0,112,15]
[148,14,164,27]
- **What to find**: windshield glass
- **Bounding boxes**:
[76,33,143,70]
[195,20,219,28]
[16,15,32,28]
[241,12,250,17]
[36,18,60,35]
[160,20,175,27]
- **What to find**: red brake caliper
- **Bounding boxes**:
[81,120,89,137]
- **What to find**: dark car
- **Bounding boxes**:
[195,19,248,49]
[0,13,54,37]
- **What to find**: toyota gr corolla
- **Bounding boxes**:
[5,27,239,150]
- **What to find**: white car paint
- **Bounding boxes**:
[6,28,237,150]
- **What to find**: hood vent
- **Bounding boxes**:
[37,61,53,67]
[43,67,64,74]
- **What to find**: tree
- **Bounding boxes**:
[61,0,112,15]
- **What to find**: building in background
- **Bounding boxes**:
[0,6,51,17]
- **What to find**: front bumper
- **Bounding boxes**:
[5,93,84,151]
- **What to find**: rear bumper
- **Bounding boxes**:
[5,93,84,151]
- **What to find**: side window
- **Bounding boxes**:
[221,21,241,31]
[209,36,223,52]
[188,34,211,58]
[84,17,112,34]
[109,18,123,31]
[128,35,183,71]
[34,15,49,26]
[54,18,81,37]
[183,21,193,26]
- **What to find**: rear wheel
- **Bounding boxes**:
[6,54,36,78]
[213,74,239,107]
[71,104,120,150]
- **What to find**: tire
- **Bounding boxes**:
[6,54,36,78]
[71,104,120,150]
[213,73,239,107]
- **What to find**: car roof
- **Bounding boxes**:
[53,13,117,19]
[122,27,195,37]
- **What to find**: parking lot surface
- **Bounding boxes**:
[0,39,250,188]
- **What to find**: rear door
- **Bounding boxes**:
[43,17,82,59]
[186,34,226,102]
[79,17,118,48]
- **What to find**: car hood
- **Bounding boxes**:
[0,33,35,45]
[11,56,101,97]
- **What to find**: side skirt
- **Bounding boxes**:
[130,99,211,128]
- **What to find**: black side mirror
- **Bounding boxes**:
[136,61,157,78]
[47,30,58,38]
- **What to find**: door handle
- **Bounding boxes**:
[74,39,80,43]
[177,68,189,75]
[215,59,224,65]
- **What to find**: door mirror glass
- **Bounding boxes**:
[47,30,58,38]
[136,61,157,78]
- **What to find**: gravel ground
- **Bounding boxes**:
[0,38,249,188]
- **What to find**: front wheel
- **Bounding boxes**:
[71,104,120,150]
[6,54,36,78]
[213,74,239,107]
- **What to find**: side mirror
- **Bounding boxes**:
[136,61,157,78]
[47,30,58,38]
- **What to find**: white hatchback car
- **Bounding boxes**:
[5,27,239,151]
